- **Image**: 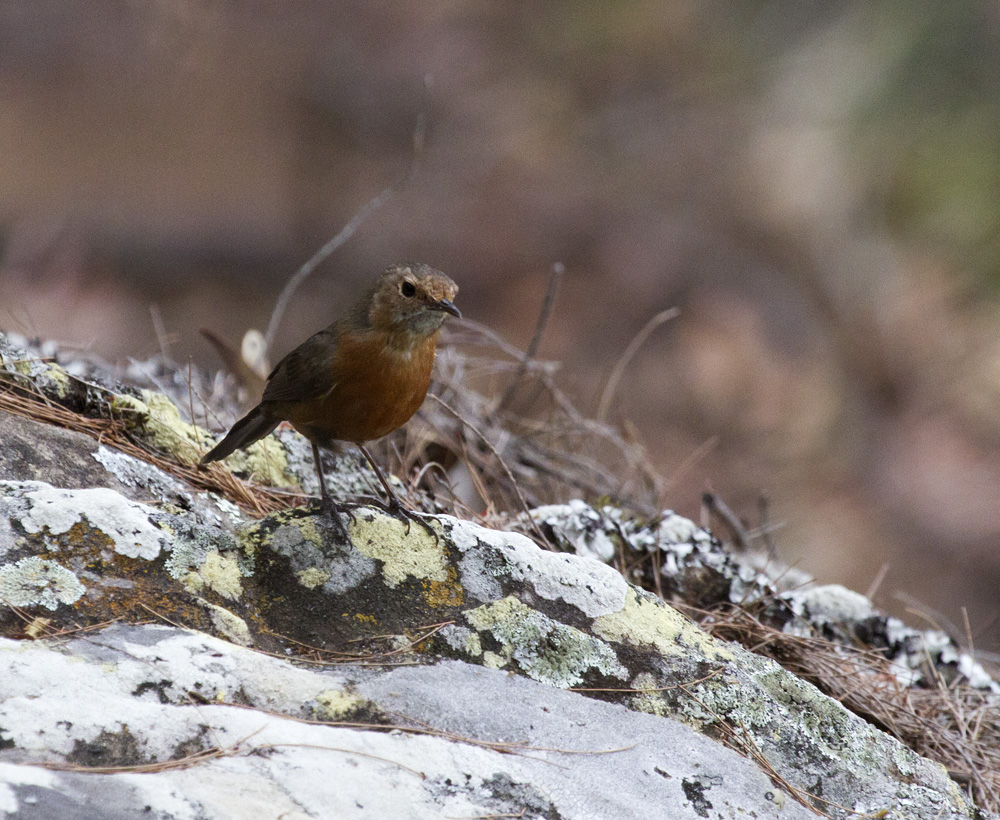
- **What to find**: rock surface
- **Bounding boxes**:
[0,624,815,820]
[0,332,990,819]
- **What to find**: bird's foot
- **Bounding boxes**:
[346,494,439,543]
[386,499,440,543]
[316,495,354,542]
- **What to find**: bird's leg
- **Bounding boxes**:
[313,442,352,541]
[358,445,437,541]
[358,445,405,511]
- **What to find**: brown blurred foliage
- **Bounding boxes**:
[3,1,1000,648]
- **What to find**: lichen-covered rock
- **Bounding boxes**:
[0,477,261,645]
[533,499,1000,694]
[0,624,820,820]
[0,330,991,819]
[3,477,978,817]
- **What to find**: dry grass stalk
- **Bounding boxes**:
[0,372,296,515]
[386,318,664,526]
[35,744,240,775]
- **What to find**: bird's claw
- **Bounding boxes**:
[317,496,353,542]
[389,502,439,543]
[352,496,438,541]
[318,493,437,544]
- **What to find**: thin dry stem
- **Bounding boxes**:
[265,95,429,348]
[596,307,678,423]
[497,262,563,412]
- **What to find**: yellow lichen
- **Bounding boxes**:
[466,595,628,687]
[296,567,330,589]
[24,617,52,639]
[628,672,670,716]
[114,388,298,485]
[423,565,464,608]
[203,602,252,646]
[350,511,447,588]
[464,631,483,656]
[313,689,364,720]
[593,588,732,661]
[112,391,214,464]
[465,595,526,633]
[240,512,322,560]
[235,436,297,488]
[43,364,71,397]
[181,550,243,600]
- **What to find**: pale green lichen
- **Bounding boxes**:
[750,664,886,760]
[313,689,365,720]
[111,391,213,464]
[664,650,952,807]
[114,389,297,485]
[0,557,85,610]
[1,350,70,398]
[209,495,244,524]
[296,567,330,589]
[232,436,297,489]
[668,664,775,733]
[593,588,732,661]
[165,527,250,601]
[465,595,627,688]
[119,389,294,487]
[890,741,919,778]
[203,602,252,646]
[628,672,671,717]
[241,511,378,594]
[440,624,482,657]
[351,511,447,588]
[40,363,71,398]
[182,551,243,600]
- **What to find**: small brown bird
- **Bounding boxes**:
[201,263,460,533]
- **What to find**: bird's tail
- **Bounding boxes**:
[200,406,280,464]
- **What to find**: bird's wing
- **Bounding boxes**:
[261,326,340,404]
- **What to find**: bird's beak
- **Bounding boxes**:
[433,298,462,319]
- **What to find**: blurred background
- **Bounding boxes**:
[3,1,1000,649]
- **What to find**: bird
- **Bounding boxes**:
[200,263,460,536]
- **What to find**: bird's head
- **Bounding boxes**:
[363,263,461,341]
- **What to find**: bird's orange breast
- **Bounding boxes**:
[282,328,438,446]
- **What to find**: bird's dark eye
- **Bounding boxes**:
[400,280,417,298]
